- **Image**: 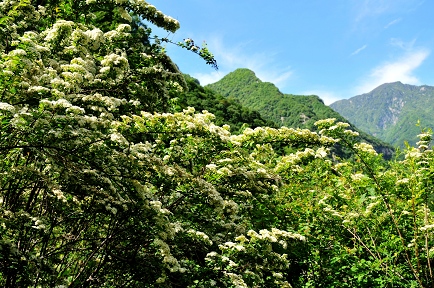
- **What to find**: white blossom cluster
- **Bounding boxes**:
[353,143,378,155]
[0,1,192,284]
[314,118,336,127]
[1,0,185,122]
[205,228,304,287]
[405,147,423,159]
[0,102,15,112]
[420,224,434,232]
[153,238,185,273]
[315,118,362,143]
[187,229,213,245]
[364,200,380,216]
[231,125,336,148]
[275,147,330,173]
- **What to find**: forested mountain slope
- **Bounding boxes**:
[173,75,276,133]
[330,82,434,147]
[206,68,394,157]
[206,68,328,130]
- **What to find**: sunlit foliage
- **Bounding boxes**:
[1,1,434,287]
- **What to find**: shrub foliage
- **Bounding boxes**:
[1,0,434,287]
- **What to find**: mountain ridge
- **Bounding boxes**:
[174,74,276,134]
[330,81,434,147]
[206,68,394,158]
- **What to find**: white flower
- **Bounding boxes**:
[118,7,132,22]
[235,235,248,243]
[188,229,212,245]
[351,173,367,181]
[420,224,434,232]
[344,130,359,137]
[0,102,15,112]
[206,251,218,258]
[9,49,27,56]
[273,272,283,279]
[315,147,328,158]
[53,188,67,202]
[354,143,377,155]
[406,148,423,159]
[206,163,218,170]
[417,132,432,141]
[224,241,236,248]
[99,66,110,74]
[116,24,131,33]
[396,178,409,185]
[32,218,46,230]
[84,28,104,49]
[28,86,50,93]
[314,118,336,128]
[66,106,85,114]
[110,132,129,145]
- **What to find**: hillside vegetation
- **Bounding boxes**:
[3,0,434,287]
[206,68,329,130]
[330,81,434,147]
[173,75,276,133]
[206,68,394,158]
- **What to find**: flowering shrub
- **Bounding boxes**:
[1,0,434,287]
[204,229,306,287]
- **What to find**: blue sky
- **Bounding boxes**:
[149,0,434,105]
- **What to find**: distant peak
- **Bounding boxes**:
[389,81,404,85]
[233,68,255,73]
[230,68,258,78]
[376,81,403,88]
[218,68,263,85]
[362,81,412,95]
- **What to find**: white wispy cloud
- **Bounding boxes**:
[302,90,342,106]
[351,0,423,34]
[191,36,294,89]
[351,45,368,56]
[191,71,224,86]
[353,0,422,21]
[354,47,430,94]
[354,0,391,22]
[384,18,402,28]
[390,37,416,50]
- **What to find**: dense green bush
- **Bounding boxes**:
[1,0,434,287]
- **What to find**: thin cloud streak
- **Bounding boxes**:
[351,0,423,34]
[353,0,422,22]
[354,0,391,22]
[384,18,402,28]
[354,48,430,95]
[351,45,367,56]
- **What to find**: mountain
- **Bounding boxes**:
[173,74,276,134]
[206,69,328,130]
[206,68,394,158]
[330,82,434,147]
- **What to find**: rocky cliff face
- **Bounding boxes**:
[330,82,434,147]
